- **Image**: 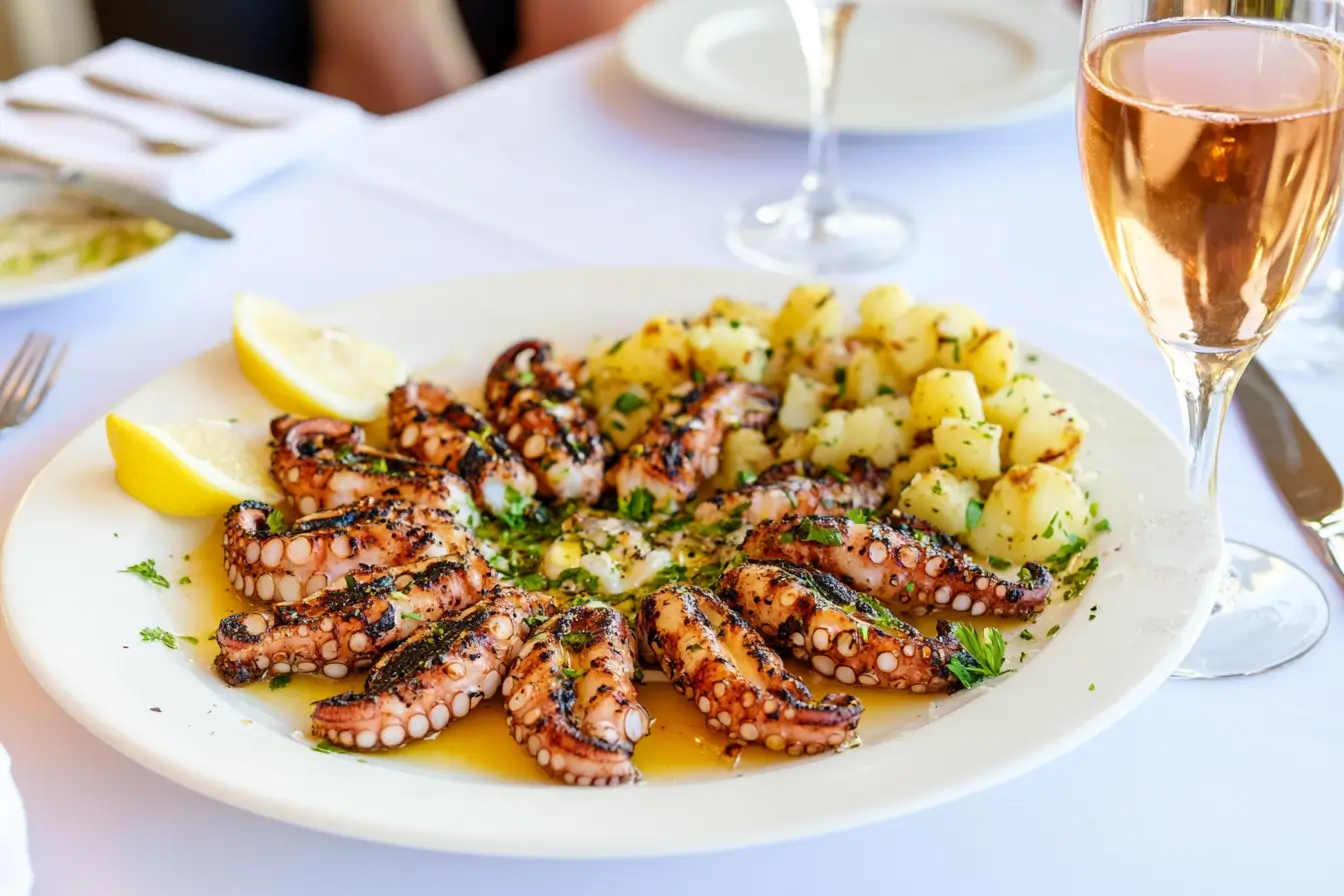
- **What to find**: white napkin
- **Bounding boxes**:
[0,39,366,210]
[0,747,31,896]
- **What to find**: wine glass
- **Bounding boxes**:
[1077,0,1342,678]
[1258,233,1344,374]
[725,0,913,275]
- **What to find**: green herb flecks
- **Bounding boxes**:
[122,559,170,588]
[139,627,179,649]
[312,739,349,754]
[266,509,287,534]
[987,556,1011,571]
[614,392,647,414]
[269,674,292,690]
[798,519,842,546]
[561,631,594,649]
[737,469,758,487]
[561,667,583,680]
[619,487,655,523]
[965,499,984,531]
[947,622,1009,689]
[178,575,192,586]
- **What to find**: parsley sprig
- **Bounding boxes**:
[947,622,1009,689]
[122,559,169,588]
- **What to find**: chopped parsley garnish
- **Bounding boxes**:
[269,674,292,690]
[524,615,548,628]
[266,509,287,534]
[1045,530,1089,572]
[737,469,758,487]
[965,499,984,530]
[179,635,199,645]
[614,392,647,414]
[619,487,655,523]
[856,622,870,642]
[517,369,535,386]
[488,554,512,573]
[846,507,873,524]
[1046,624,1060,637]
[834,366,848,398]
[947,622,1008,689]
[369,456,389,475]
[561,667,583,680]
[606,338,626,356]
[1061,556,1101,602]
[650,563,689,587]
[561,631,594,648]
[905,581,915,594]
[1088,683,1096,691]
[499,485,532,531]
[122,559,169,588]
[178,575,192,586]
[517,572,549,591]
[345,573,359,590]
[1026,353,1040,362]
[691,368,705,384]
[139,627,178,648]
[1041,512,1059,540]
[312,739,348,754]
[334,443,356,463]
[1019,630,1035,641]
[685,643,703,654]
[556,567,602,593]
[987,556,1011,571]
[467,425,494,450]
[1093,518,1111,533]
[778,530,796,544]
[632,666,645,683]
[402,611,424,621]
[798,519,842,546]
[931,481,944,496]
[824,465,849,483]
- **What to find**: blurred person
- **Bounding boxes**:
[90,0,647,114]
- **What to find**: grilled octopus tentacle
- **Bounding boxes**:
[388,382,539,517]
[719,561,967,694]
[485,340,606,503]
[269,415,478,526]
[503,605,649,786]
[222,497,477,603]
[214,553,498,686]
[636,584,863,755]
[694,457,885,528]
[310,587,551,751]
[611,374,778,511]
[741,515,1051,618]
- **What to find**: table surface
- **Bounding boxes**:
[2,38,1341,896]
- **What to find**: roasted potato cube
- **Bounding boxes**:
[706,296,776,334]
[687,319,770,382]
[772,285,845,352]
[846,345,903,405]
[588,317,691,391]
[884,305,944,377]
[962,329,1018,393]
[592,379,655,450]
[933,417,1003,480]
[778,430,817,462]
[710,428,775,491]
[898,469,982,536]
[855,284,915,340]
[910,368,984,431]
[983,374,1054,429]
[966,463,1089,564]
[887,443,943,495]
[809,405,908,469]
[1009,398,1088,470]
[934,305,989,369]
[778,373,832,432]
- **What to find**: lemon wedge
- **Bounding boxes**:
[232,292,407,422]
[106,414,281,517]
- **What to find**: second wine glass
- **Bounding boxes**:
[725,0,913,275]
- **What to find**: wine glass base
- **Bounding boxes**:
[725,191,914,275]
[1172,541,1330,680]
[1257,286,1344,375]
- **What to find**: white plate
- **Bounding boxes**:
[620,0,1081,134]
[0,178,179,311]
[1,268,1220,857]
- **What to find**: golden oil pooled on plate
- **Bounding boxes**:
[174,526,945,784]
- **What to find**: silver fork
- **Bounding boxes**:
[0,333,67,433]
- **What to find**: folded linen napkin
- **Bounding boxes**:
[0,39,365,210]
[0,747,31,896]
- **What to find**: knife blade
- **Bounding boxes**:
[1237,358,1344,583]
[0,144,232,240]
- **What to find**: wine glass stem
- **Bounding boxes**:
[787,0,857,216]
[1160,346,1249,504]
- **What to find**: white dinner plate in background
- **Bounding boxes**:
[620,0,1081,134]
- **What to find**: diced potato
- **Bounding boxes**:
[588,317,691,391]
[687,319,771,382]
[710,429,775,491]
[809,405,908,469]
[592,379,654,450]
[909,368,984,431]
[846,345,903,405]
[1009,398,1089,470]
[898,469,982,536]
[778,373,832,432]
[884,305,944,377]
[962,329,1018,392]
[887,443,943,495]
[855,284,915,339]
[706,296,776,334]
[967,464,1090,564]
[934,305,989,369]
[772,285,845,352]
[778,430,817,462]
[983,374,1054,429]
[933,418,1003,480]
[542,536,584,580]
[867,393,911,423]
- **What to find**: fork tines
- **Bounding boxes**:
[0,332,67,431]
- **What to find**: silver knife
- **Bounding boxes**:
[0,144,233,240]
[1238,358,1344,584]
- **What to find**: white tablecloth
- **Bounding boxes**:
[1,39,1340,896]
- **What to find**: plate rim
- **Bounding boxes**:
[618,0,1082,136]
[1,267,1221,857]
